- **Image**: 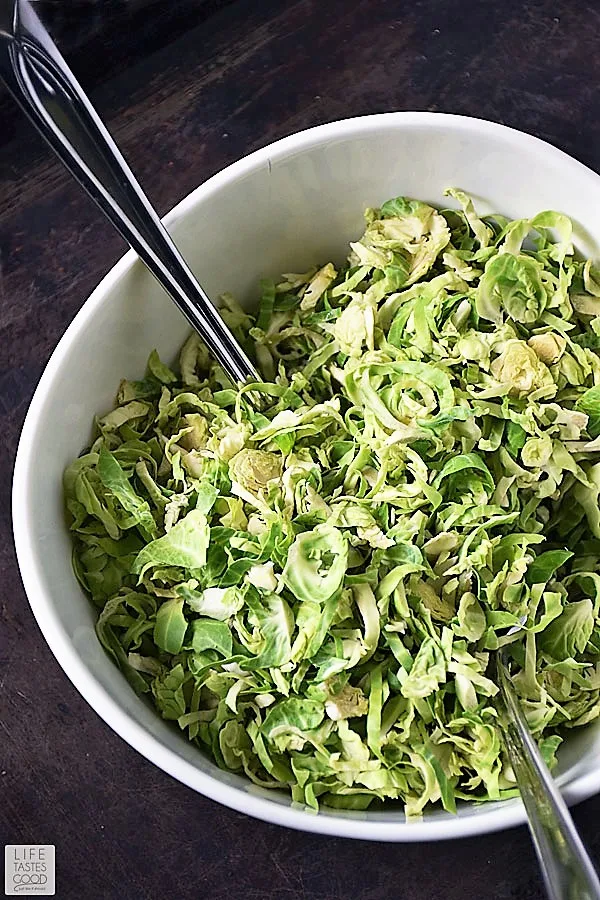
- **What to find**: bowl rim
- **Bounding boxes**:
[12,110,600,841]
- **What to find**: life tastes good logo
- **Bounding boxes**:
[4,846,55,895]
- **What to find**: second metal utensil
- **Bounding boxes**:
[495,642,600,900]
[0,0,260,387]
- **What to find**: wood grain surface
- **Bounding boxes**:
[2,1,600,898]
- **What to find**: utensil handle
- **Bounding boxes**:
[498,656,600,900]
[0,0,259,385]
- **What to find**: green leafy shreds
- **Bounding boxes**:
[66,191,600,818]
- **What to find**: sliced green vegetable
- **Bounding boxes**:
[66,191,600,818]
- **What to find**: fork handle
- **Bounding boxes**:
[0,0,259,385]
[498,655,600,900]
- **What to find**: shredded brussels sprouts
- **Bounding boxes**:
[65,190,600,816]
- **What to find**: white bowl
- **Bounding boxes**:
[13,112,600,841]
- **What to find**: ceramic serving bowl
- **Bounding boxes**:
[12,112,600,841]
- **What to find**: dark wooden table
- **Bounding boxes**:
[2,1,600,897]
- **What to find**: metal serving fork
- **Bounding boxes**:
[0,0,259,387]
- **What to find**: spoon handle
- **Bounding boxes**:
[0,0,259,386]
[497,653,600,900]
